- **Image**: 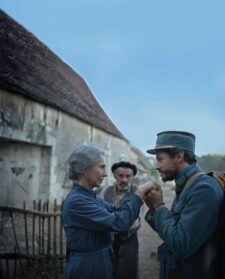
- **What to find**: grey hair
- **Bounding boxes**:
[68,145,104,180]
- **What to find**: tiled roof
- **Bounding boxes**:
[0,10,126,140]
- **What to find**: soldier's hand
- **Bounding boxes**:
[144,193,155,213]
[149,183,164,206]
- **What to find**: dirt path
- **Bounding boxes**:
[138,209,161,279]
[138,185,174,279]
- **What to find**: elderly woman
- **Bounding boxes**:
[62,145,154,279]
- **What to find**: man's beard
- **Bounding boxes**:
[160,169,179,182]
[116,181,131,191]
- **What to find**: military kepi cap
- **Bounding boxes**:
[147,131,195,154]
[111,161,137,176]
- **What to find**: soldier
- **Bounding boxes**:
[144,131,224,279]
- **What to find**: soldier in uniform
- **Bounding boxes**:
[144,131,224,279]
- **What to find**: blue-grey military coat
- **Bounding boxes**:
[62,183,143,279]
[145,164,224,279]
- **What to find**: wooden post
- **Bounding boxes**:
[53,199,57,256]
[42,203,45,255]
[47,200,51,260]
[60,197,64,270]
[38,200,41,256]
[23,201,29,264]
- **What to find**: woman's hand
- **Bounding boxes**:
[135,180,157,200]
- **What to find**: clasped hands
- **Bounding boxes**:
[136,180,164,214]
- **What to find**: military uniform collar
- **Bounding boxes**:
[175,164,202,196]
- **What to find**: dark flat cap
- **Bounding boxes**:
[147,131,195,154]
[111,161,137,176]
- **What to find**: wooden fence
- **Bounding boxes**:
[0,200,66,279]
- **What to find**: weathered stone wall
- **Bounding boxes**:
[0,89,134,208]
[0,142,51,208]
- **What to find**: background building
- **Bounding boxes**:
[0,10,153,209]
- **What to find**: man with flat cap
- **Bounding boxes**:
[144,131,224,279]
[101,161,142,279]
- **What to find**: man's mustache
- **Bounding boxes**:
[118,182,129,187]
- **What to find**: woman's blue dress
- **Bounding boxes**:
[62,183,143,279]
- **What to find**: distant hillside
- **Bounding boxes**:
[198,154,225,172]
[148,154,225,178]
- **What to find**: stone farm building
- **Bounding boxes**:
[0,10,152,209]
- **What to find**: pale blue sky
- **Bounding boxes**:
[1,0,225,156]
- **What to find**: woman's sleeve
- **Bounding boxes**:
[65,194,143,232]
